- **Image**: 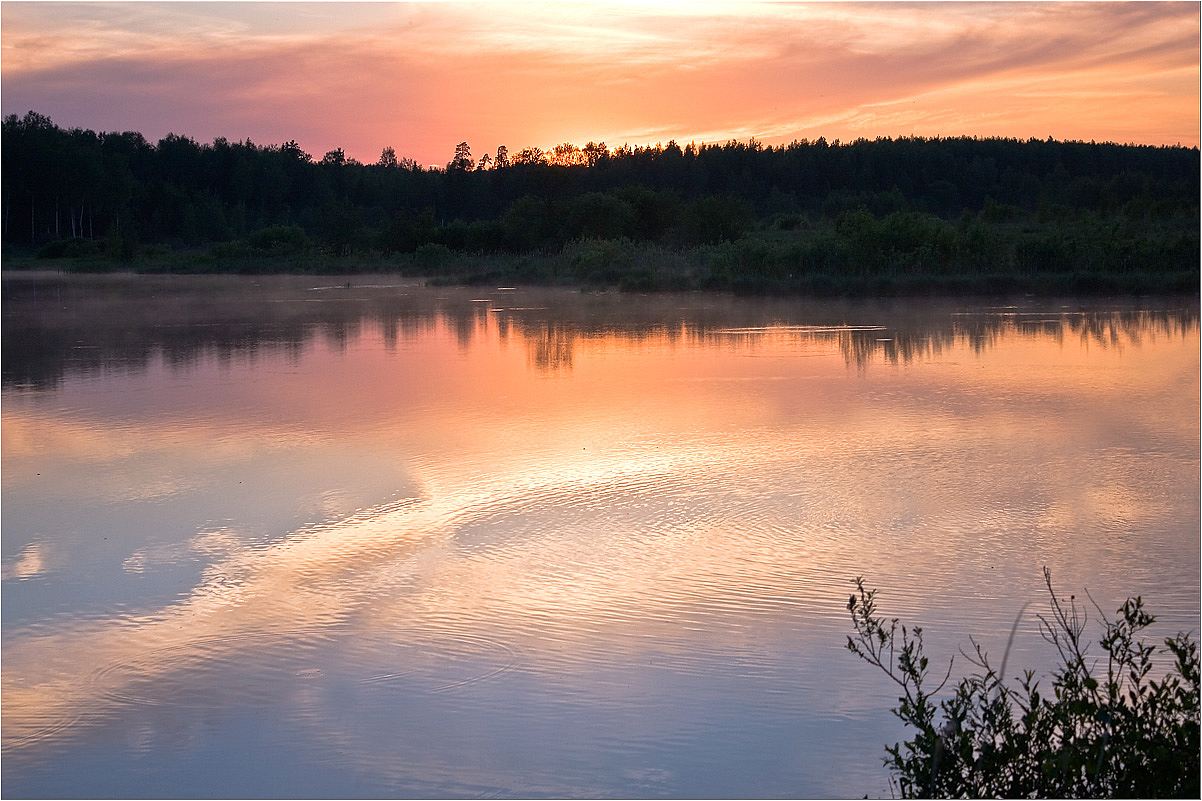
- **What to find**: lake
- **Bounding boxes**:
[2,273,1198,798]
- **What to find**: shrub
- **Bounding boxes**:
[66,238,103,258]
[103,230,138,261]
[209,240,250,259]
[246,225,309,255]
[35,239,69,258]
[847,568,1200,798]
[617,267,655,292]
[562,237,634,276]
[413,242,451,270]
[562,193,636,240]
[675,195,754,245]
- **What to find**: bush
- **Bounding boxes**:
[847,568,1200,798]
[562,193,635,240]
[413,242,451,270]
[246,225,309,255]
[563,237,634,277]
[209,240,250,259]
[35,239,69,258]
[617,267,656,292]
[103,230,138,261]
[675,195,754,245]
[37,237,104,259]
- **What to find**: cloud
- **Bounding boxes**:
[2,542,50,580]
[2,1,1197,161]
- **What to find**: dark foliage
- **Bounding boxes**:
[847,569,1200,798]
[3,111,1198,292]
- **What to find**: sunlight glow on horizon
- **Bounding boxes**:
[1,1,1198,163]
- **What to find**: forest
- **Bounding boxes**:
[2,111,1198,294]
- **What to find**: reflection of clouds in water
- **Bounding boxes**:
[317,488,358,519]
[116,475,195,502]
[4,543,49,580]
[122,527,244,574]
[0,449,699,753]
[1,277,1197,796]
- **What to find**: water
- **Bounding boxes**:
[3,273,1198,798]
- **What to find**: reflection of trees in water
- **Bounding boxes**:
[507,307,1198,375]
[319,317,364,354]
[3,276,1197,389]
[2,278,436,389]
[509,309,1198,375]
[834,308,1196,370]
[526,323,575,373]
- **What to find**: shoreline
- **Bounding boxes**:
[3,252,1198,298]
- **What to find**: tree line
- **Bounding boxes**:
[2,110,1198,292]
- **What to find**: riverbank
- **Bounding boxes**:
[6,239,1197,297]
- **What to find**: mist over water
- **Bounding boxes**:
[3,274,1198,798]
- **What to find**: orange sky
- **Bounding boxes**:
[1,1,1198,164]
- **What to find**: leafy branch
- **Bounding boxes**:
[847,569,1200,798]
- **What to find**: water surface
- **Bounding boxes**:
[3,274,1199,798]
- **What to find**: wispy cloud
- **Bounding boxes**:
[2,1,1196,162]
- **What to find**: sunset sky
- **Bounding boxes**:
[2,1,1198,165]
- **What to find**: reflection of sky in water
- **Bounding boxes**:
[2,275,1199,798]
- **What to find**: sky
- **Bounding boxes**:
[1,1,1198,165]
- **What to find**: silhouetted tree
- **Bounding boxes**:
[550,143,587,167]
[512,146,546,165]
[583,141,608,167]
[281,140,312,163]
[448,141,473,171]
[377,146,399,168]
